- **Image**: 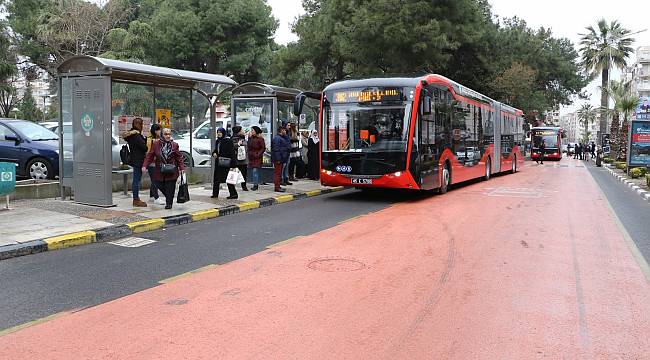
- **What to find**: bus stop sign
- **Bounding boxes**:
[0,162,17,196]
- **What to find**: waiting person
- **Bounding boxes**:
[574,143,579,159]
[308,130,320,180]
[146,124,164,205]
[122,117,148,207]
[281,121,291,185]
[142,128,185,210]
[591,142,596,159]
[231,126,249,191]
[288,123,301,182]
[272,126,290,192]
[211,128,238,199]
[300,131,309,178]
[247,126,265,191]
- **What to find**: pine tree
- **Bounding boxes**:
[18,84,43,121]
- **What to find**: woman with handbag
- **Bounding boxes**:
[231,126,249,191]
[211,127,238,199]
[142,128,186,209]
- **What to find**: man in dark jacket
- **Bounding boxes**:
[272,127,290,192]
[122,118,148,207]
[247,126,265,191]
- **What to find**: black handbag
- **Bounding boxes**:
[177,174,190,203]
[218,157,232,168]
[161,163,176,174]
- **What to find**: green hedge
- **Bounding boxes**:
[615,162,627,171]
[630,167,646,178]
[647,174,650,188]
[602,157,614,163]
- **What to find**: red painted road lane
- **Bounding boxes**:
[2,159,650,359]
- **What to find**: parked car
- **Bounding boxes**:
[52,123,121,169]
[40,121,59,131]
[0,119,61,179]
[566,143,575,155]
[175,118,231,167]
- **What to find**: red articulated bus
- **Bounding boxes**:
[530,127,562,161]
[296,75,525,192]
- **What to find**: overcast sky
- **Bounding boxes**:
[268,0,650,114]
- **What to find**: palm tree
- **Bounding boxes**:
[577,103,598,143]
[602,80,632,159]
[617,95,639,161]
[579,19,635,145]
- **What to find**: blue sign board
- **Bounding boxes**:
[629,120,650,167]
[637,96,650,120]
[0,162,17,196]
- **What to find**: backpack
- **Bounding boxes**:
[120,144,132,165]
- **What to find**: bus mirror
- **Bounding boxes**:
[422,96,432,115]
[293,93,307,117]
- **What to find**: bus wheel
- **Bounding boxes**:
[484,158,491,181]
[512,156,517,173]
[438,164,450,194]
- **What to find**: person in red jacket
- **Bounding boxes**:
[142,128,186,209]
[247,126,266,191]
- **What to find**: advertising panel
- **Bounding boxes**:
[629,120,650,167]
[637,96,650,120]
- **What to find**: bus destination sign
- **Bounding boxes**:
[532,130,556,136]
[333,88,402,103]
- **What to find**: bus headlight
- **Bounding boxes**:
[325,170,333,176]
[393,171,402,177]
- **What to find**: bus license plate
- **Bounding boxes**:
[352,178,372,185]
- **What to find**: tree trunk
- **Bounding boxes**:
[610,113,620,159]
[599,68,609,146]
[619,114,629,161]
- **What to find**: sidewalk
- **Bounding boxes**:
[0,179,338,259]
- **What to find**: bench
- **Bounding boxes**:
[112,168,133,196]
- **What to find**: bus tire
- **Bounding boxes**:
[483,157,491,181]
[512,156,517,173]
[438,163,450,194]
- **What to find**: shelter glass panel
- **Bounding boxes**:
[61,78,74,178]
[111,82,154,145]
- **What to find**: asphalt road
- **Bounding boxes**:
[584,161,650,263]
[3,157,650,358]
[0,189,423,331]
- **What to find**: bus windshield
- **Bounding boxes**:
[323,102,412,152]
[532,130,559,149]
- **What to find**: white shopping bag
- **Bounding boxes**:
[226,168,244,185]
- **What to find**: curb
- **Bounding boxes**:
[604,166,650,204]
[0,186,346,261]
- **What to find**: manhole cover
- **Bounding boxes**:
[307,257,366,272]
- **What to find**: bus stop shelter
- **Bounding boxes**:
[57,56,237,206]
[230,83,319,182]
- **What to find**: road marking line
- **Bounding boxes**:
[0,310,74,337]
[109,237,157,248]
[126,219,165,234]
[274,194,294,203]
[237,201,260,212]
[44,231,96,250]
[588,168,650,282]
[266,236,304,249]
[158,264,220,284]
[338,214,365,224]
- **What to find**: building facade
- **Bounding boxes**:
[560,112,578,143]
